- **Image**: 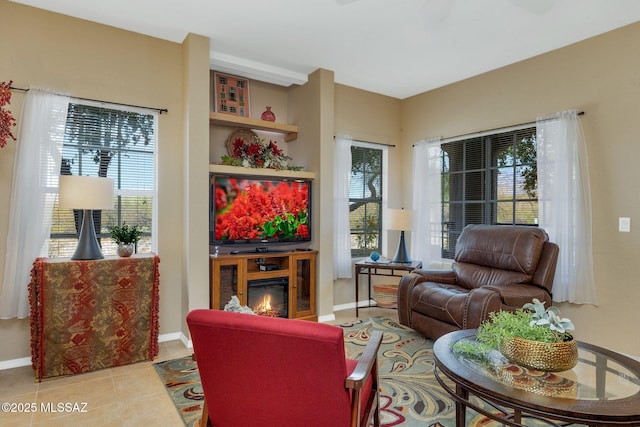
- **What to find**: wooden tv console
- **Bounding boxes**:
[209,250,317,321]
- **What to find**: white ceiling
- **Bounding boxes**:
[11,0,640,99]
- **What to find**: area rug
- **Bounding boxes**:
[154,317,553,426]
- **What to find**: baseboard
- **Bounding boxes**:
[178,331,192,349]
[333,300,377,312]
[158,332,181,343]
[318,313,336,323]
[0,356,31,370]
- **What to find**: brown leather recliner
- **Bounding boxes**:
[398,224,559,341]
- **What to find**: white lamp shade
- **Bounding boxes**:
[59,175,114,210]
[387,209,413,231]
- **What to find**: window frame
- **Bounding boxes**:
[349,141,389,258]
[48,100,158,258]
[439,125,538,259]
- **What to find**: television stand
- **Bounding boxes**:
[210,250,317,321]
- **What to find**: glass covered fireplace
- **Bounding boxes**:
[247,277,289,318]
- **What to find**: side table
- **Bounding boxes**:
[354,260,421,317]
[29,254,160,380]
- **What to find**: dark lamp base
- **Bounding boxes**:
[392,230,411,263]
[71,209,104,260]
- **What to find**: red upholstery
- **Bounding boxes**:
[187,309,380,427]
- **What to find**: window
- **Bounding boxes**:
[440,126,537,258]
[49,102,157,257]
[349,144,383,257]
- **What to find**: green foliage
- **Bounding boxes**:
[477,300,574,349]
[109,222,143,244]
[352,212,380,252]
[496,134,537,198]
[262,212,307,239]
[524,298,575,335]
[452,339,494,365]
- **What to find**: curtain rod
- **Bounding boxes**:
[10,86,168,114]
[333,136,395,148]
[429,111,585,145]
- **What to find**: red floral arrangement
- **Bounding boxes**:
[221,135,302,170]
[215,178,309,241]
[0,81,17,148]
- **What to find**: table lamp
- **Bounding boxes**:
[59,175,114,260]
[388,208,413,263]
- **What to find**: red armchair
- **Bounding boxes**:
[187,309,382,427]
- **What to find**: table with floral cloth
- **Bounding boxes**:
[29,254,160,380]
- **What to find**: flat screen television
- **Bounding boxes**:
[210,173,312,246]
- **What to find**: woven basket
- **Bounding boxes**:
[372,284,398,308]
[500,336,578,372]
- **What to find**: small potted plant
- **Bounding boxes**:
[109,222,142,257]
[475,298,577,371]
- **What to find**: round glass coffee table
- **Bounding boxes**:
[433,329,640,427]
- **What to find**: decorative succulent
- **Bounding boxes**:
[476,299,575,348]
[523,298,575,336]
[109,222,143,245]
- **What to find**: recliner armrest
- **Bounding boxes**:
[398,270,457,328]
[410,269,457,284]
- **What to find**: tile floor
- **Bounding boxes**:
[0,307,397,427]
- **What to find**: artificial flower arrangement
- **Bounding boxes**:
[0,81,17,148]
[221,135,303,171]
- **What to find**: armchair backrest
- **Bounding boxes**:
[187,309,353,427]
[452,225,559,293]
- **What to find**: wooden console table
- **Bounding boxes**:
[29,254,160,380]
[210,250,317,321]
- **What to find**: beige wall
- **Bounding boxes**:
[401,21,640,357]
[333,84,402,307]
[0,0,198,362]
[2,0,638,365]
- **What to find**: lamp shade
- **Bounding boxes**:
[387,209,413,231]
[59,175,114,210]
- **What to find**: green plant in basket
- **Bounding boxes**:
[477,299,574,348]
[109,222,143,245]
[475,299,577,372]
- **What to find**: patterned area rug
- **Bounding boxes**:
[154,317,553,426]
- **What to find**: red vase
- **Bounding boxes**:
[261,106,276,122]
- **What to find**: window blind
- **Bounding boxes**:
[440,126,537,258]
[49,102,157,257]
[349,145,383,256]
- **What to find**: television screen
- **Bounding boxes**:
[210,174,311,244]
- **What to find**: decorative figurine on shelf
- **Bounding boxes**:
[370,251,380,262]
[261,106,276,122]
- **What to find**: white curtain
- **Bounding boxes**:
[0,89,70,319]
[412,137,443,268]
[537,110,597,305]
[333,135,353,279]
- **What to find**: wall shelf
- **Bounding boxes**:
[209,164,316,180]
[209,112,299,142]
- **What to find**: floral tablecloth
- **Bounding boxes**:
[29,254,160,380]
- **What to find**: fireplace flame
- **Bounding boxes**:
[255,295,279,317]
